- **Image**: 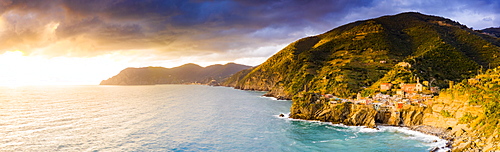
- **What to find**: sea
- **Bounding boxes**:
[0,85,449,151]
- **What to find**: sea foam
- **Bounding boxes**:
[280,117,450,151]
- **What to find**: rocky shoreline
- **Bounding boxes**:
[282,111,453,151]
[288,98,454,151]
[408,125,453,151]
[228,86,498,151]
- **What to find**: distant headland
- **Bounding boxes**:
[100,63,251,85]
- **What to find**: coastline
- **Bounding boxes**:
[277,113,451,151]
[408,125,453,151]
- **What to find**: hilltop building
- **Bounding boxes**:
[402,84,417,93]
[380,83,393,91]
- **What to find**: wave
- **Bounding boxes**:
[376,126,450,152]
[259,96,278,100]
[259,95,292,101]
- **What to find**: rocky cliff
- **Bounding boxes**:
[100,63,251,85]
[290,93,377,128]
[289,93,427,128]
[418,91,497,151]
[420,70,500,151]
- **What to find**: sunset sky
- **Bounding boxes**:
[0,0,499,85]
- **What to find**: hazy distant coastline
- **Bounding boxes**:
[100,63,251,85]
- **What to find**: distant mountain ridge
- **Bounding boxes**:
[100,63,251,85]
[479,27,500,38]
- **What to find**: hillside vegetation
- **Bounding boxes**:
[224,12,500,99]
[425,67,500,150]
[445,67,500,138]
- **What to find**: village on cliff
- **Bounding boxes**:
[324,81,438,113]
[322,62,468,113]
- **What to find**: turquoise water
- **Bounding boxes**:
[0,85,445,151]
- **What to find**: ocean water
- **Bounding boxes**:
[0,85,447,151]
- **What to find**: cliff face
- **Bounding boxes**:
[420,71,500,151]
[375,106,427,126]
[290,94,377,127]
[289,93,427,128]
[420,91,495,151]
[100,63,251,85]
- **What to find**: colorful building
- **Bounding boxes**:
[401,78,423,93]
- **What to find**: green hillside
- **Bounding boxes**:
[224,12,500,99]
[452,67,500,138]
[432,67,500,150]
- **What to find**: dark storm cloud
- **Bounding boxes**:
[0,0,498,61]
[0,0,378,57]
